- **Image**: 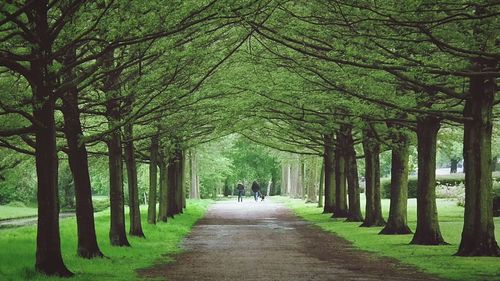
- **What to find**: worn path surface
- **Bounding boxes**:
[0,213,74,229]
[139,199,445,281]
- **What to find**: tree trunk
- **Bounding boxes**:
[102,48,129,246]
[158,148,168,222]
[33,79,73,276]
[411,116,446,245]
[318,160,324,208]
[323,135,336,213]
[332,145,348,218]
[345,128,364,222]
[299,159,305,199]
[167,154,177,217]
[360,129,385,227]
[380,128,412,235]
[290,162,299,198]
[181,150,187,209]
[173,148,183,212]
[107,129,130,246]
[148,135,159,224]
[450,158,459,174]
[189,149,200,199]
[124,123,145,237]
[456,64,500,256]
[61,46,103,258]
[306,158,318,203]
[31,2,72,275]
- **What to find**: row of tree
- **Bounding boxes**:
[235,0,499,257]
[0,0,267,276]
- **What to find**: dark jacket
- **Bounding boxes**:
[251,181,260,192]
[237,184,244,191]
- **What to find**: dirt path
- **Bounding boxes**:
[0,213,74,229]
[139,199,445,281]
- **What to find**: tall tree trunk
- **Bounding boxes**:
[299,159,305,199]
[124,123,145,237]
[323,135,336,213]
[177,150,185,212]
[181,150,187,209]
[107,130,130,246]
[33,79,73,276]
[290,162,299,198]
[34,100,72,276]
[148,135,159,224]
[456,63,500,256]
[61,46,103,258]
[450,158,459,174]
[332,145,348,218]
[30,1,73,276]
[361,129,385,227]
[306,158,318,203]
[158,148,168,222]
[318,160,324,208]
[167,154,177,217]
[189,149,199,199]
[411,116,446,245]
[345,128,363,222]
[380,127,412,235]
[104,49,130,246]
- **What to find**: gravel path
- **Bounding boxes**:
[139,199,445,281]
[0,213,74,229]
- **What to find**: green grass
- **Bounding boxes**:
[277,196,500,281]
[0,206,38,220]
[0,199,213,281]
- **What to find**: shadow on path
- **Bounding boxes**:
[138,198,445,281]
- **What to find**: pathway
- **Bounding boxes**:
[139,199,444,281]
[0,213,74,229]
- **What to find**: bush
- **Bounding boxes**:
[493,181,500,217]
[92,198,110,212]
[6,201,27,208]
[381,173,500,200]
[381,177,418,199]
[436,183,464,199]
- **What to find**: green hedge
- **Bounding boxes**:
[381,173,500,199]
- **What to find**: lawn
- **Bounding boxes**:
[278,197,500,281]
[0,206,38,220]
[0,199,212,281]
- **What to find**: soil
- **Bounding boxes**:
[138,199,446,281]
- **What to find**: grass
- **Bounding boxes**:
[0,199,213,281]
[276,196,500,281]
[0,206,38,220]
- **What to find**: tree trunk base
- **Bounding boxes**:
[129,230,146,238]
[331,210,349,218]
[77,247,104,259]
[110,237,131,247]
[345,214,364,222]
[455,240,500,256]
[322,206,334,214]
[379,224,412,235]
[410,234,448,245]
[35,263,73,278]
[359,218,386,227]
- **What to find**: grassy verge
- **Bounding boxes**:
[277,197,500,281]
[0,199,213,281]
[0,206,38,220]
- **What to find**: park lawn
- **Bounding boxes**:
[0,206,38,220]
[0,199,212,281]
[278,197,500,281]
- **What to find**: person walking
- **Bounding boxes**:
[237,183,245,202]
[251,181,261,202]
